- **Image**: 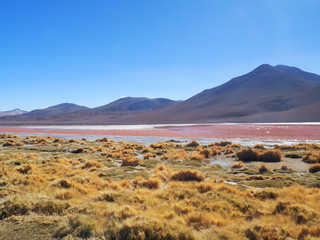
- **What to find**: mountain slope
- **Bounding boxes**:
[22,103,90,117]
[0,109,27,117]
[129,64,320,123]
[92,97,177,113]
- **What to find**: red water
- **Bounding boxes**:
[1,124,320,140]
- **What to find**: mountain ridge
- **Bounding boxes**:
[1,64,319,124]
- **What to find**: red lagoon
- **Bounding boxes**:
[1,124,320,140]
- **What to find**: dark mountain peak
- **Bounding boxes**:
[255,63,273,70]
[246,64,282,77]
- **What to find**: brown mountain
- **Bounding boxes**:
[1,64,319,124]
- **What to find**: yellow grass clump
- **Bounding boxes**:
[259,164,268,173]
[121,157,143,166]
[231,161,245,169]
[259,149,282,162]
[185,140,201,147]
[236,148,260,162]
[309,163,320,173]
[302,152,320,163]
[188,152,205,161]
[171,170,205,182]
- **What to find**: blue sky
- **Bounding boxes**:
[1,0,320,111]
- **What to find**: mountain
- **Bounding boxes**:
[128,64,320,123]
[0,98,178,123]
[22,103,90,117]
[1,64,319,124]
[0,103,89,122]
[0,109,27,117]
[92,97,177,113]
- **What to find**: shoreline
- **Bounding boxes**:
[1,123,320,141]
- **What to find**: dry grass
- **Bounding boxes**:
[302,152,320,163]
[121,157,143,166]
[259,164,268,172]
[1,134,320,240]
[188,152,205,161]
[170,169,205,182]
[259,149,282,162]
[236,148,260,162]
[309,163,320,173]
[237,148,282,162]
[280,164,291,171]
[231,161,245,169]
[185,140,200,147]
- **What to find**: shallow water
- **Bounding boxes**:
[1,123,320,141]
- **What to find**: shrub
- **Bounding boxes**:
[280,164,290,171]
[309,163,320,173]
[110,220,194,240]
[211,149,221,156]
[56,190,74,200]
[98,192,117,202]
[302,152,320,163]
[82,161,104,169]
[214,141,232,147]
[72,148,85,153]
[231,161,244,169]
[3,140,25,146]
[143,153,157,159]
[68,214,98,238]
[150,142,166,149]
[171,170,205,182]
[185,140,200,148]
[251,189,278,200]
[160,149,188,160]
[0,199,30,220]
[236,148,260,162]
[259,149,282,162]
[199,148,211,158]
[57,179,72,188]
[132,177,162,189]
[121,158,143,167]
[224,147,234,154]
[253,144,265,149]
[95,137,109,142]
[17,164,32,174]
[197,182,213,193]
[188,152,204,161]
[33,200,69,214]
[298,226,320,240]
[258,164,268,173]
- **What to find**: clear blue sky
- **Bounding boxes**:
[1,0,320,111]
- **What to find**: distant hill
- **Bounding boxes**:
[0,103,89,122]
[1,64,319,124]
[0,109,27,117]
[0,98,178,123]
[92,97,177,113]
[22,103,90,117]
